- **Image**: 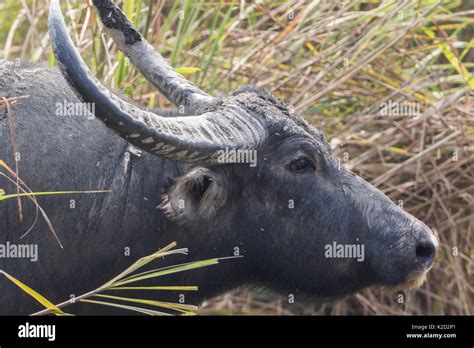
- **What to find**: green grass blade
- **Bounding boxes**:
[80,299,171,316]
[107,286,198,291]
[1,271,71,316]
[93,294,198,315]
[112,258,220,287]
[0,190,110,202]
[101,242,184,288]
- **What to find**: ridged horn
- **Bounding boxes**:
[92,0,213,113]
[48,0,267,163]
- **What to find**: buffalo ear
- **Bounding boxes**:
[159,167,227,224]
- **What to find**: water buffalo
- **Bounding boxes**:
[0,0,437,315]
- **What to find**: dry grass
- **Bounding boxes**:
[0,0,472,315]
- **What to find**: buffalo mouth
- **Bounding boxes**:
[394,270,429,290]
[381,267,431,291]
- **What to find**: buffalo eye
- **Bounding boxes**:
[289,157,315,174]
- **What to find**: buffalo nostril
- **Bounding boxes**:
[415,240,436,266]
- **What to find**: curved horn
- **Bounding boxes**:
[48,0,266,163]
[92,0,213,113]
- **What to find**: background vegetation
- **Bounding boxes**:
[0,0,472,315]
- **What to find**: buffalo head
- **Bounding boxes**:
[48,0,437,299]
